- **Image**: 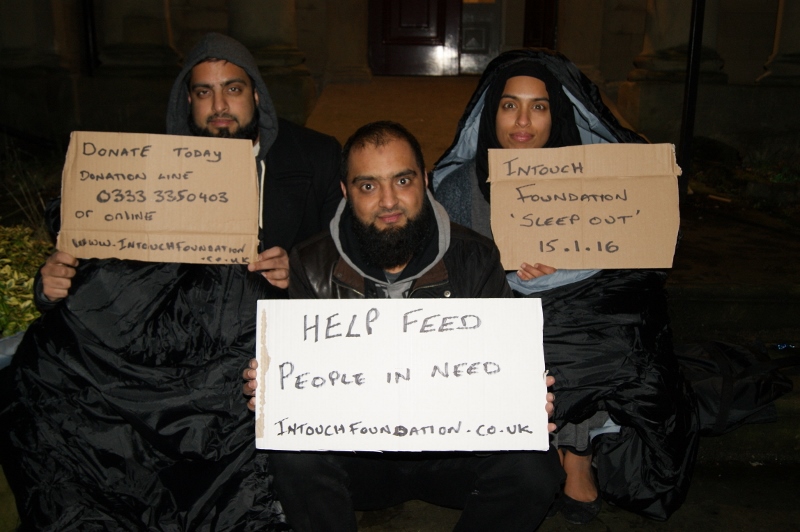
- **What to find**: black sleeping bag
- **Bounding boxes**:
[526,268,699,520]
[0,259,287,531]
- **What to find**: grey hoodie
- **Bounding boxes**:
[329,192,452,299]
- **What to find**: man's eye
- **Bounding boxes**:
[361,183,373,191]
[398,177,409,185]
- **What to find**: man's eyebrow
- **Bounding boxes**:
[393,168,417,178]
[350,168,417,183]
[190,78,249,90]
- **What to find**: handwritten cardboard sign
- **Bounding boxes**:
[489,143,680,269]
[57,131,259,265]
[255,298,549,452]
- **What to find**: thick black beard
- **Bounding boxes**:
[349,196,434,272]
[187,106,260,141]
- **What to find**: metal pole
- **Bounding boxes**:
[677,0,706,200]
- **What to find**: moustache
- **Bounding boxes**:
[207,114,238,124]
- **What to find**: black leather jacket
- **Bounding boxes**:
[288,222,512,300]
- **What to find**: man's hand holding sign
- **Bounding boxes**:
[39,131,266,303]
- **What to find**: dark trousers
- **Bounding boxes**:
[270,448,564,532]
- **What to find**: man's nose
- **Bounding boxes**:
[212,91,228,113]
[379,185,398,209]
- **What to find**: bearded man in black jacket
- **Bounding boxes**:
[36,32,342,305]
[243,121,564,532]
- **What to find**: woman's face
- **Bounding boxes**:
[495,76,552,149]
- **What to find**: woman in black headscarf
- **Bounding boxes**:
[475,62,581,198]
[432,49,698,524]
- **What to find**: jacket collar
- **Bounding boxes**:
[332,248,449,296]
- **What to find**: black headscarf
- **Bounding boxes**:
[475,61,581,201]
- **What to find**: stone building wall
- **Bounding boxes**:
[0,0,796,148]
[717,0,780,84]
[0,0,333,141]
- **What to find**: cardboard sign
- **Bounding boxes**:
[489,143,680,269]
[255,298,549,452]
[57,131,259,265]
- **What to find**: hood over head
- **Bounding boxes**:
[431,48,645,193]
[475,60,582,201]
[430,49,646,292]
[166,32,278,158]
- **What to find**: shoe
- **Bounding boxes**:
[560,493,601,525]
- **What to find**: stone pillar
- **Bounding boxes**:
[95,0,178,72]
[617,0,727,143]
[0,0,84,139]
[0,0,60,69]
[323,0,371,83]
[228,0,304,67]
[757,0,800,85]
[557,0,605,85]
[226,0,315,124]
[628,0,725,83]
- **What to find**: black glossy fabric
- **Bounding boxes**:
[676,341,795,436]
[531,269,698,520]
[1,261,287,530]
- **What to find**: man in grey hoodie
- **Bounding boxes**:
[37,32,342,304]
[244,121,564,531]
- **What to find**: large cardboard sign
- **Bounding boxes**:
[489,143,680,270]
[58,131,259,265]
[255,298,549,452]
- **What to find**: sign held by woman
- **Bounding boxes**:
[489,143,680,269]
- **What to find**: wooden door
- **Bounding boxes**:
[459,0,503,74]
[368,0,462,75]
